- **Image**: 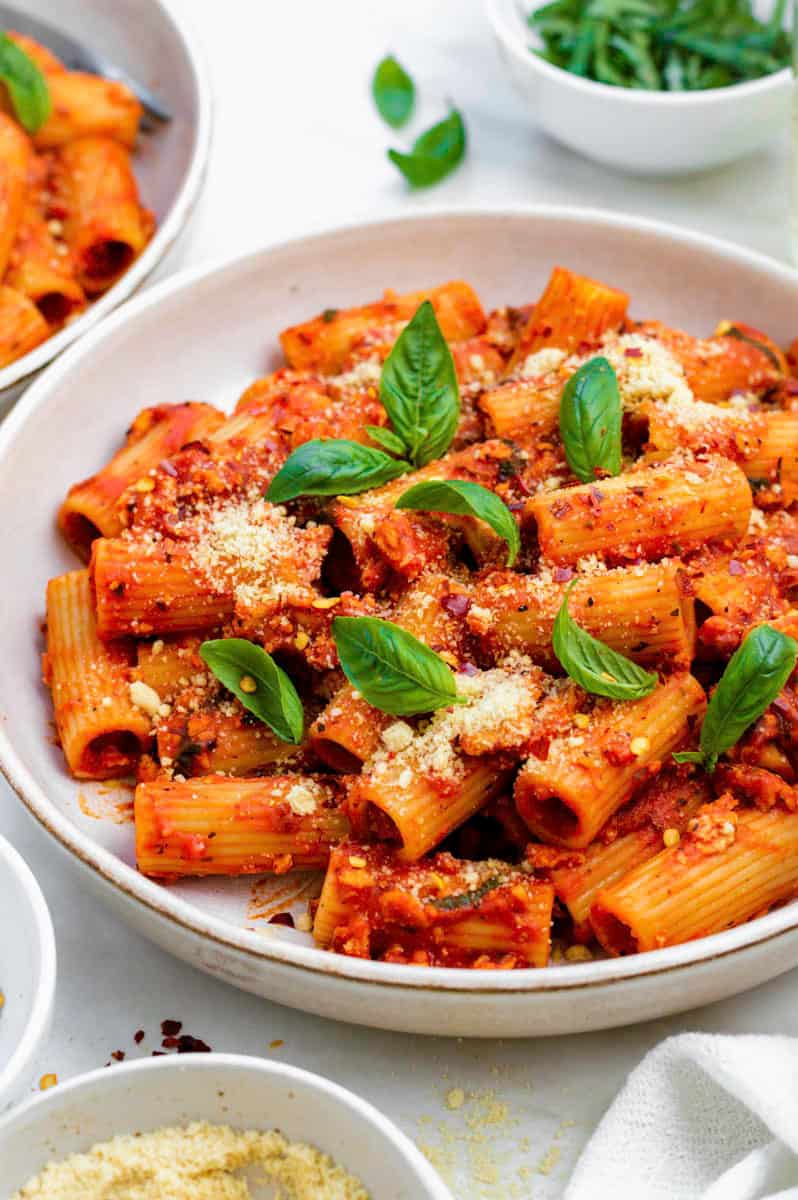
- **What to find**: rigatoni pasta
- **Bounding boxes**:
[0,32,154,367]
[41,264,798,971]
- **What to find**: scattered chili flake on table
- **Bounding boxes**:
[177,1034,211,1053]
[161,1018,182,1037]
[134,1029,145,1044]
[39,1073,57,1090]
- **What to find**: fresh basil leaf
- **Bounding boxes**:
[676,624,797,774]
[266,439,410,503]
[432,876,502,910]
[552,581,658,700]
[332,615,463,716]
[396,479,520,566]
[199,638,304,744]
[0,34,51,133]
[372,54,415,128]
[380,300,460,467]
[559,356,622,484]
[387,108,466,188]
[365,424,408,458]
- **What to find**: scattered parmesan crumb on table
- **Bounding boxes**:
[12,1122,369,1200]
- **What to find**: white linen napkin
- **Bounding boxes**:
[565,1033,798,1200]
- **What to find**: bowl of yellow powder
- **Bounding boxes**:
[0,1053,451,1199]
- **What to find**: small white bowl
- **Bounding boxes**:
[0,0,213,409]
[0,835,56,1110]
[486,0,792,174]
[0,1053,452,1199]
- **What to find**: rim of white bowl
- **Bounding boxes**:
[0,835,56,1105]
[0,1052,454,1198]
[0,0,214,395]
[4,204,798,997]
[486,0,792,105]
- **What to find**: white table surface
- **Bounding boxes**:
[3,2,798,1196]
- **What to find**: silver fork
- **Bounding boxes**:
[0,3,171,123]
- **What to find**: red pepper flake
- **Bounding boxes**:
[508,500,525,512]
[159,458,178,477]
[786,379,798,396]
[111,1050,125,1062]
[554,566,573,583]
[269,912,295,928]
[161,1019,182,1037]
[728,560,745,576]
[151,1050,166,1056]
[459,661,479,676]
[551,500,572,519]
[624,347,643,358]
[134,1030,145,1044]
[440,592,472,617]
[588,486,604,509]
[177,1034,211,1053]
[162,1036,180,1048]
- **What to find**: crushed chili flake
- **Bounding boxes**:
[111,1050,125,1062]
[268,911,295,927]
[134,1029,145,1044]
[178,1034,211,1053]
[624,347,643,358]
[440,592,472,617]
[161,1018,183,1037]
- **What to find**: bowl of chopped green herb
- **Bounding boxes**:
[486,0,792,173]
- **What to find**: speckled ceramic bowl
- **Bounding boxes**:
[0,0,212,410]
[3,208,798,1036]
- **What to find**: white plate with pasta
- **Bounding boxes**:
[3,207,798,1038]
[0,0,212,407]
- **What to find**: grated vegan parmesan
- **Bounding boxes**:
[368,666,542,785]
[517,330,693,414]
[331,358,382,389]
[593,332,693,411]
[12,1121,369,1200]
[284,780,322,816]
[519,347,567,379]
[189,500,309,609]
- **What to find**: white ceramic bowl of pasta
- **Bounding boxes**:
[0,1053,451,1198]
[486,0,792,174]
[4,207,798,1038]
[0,834,56,1110]
[0,0,212,408]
